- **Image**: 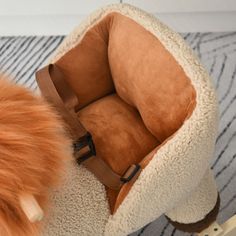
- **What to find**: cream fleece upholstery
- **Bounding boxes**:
[42,162,109,236]
[41,3,219,236]
[166,169,218,223]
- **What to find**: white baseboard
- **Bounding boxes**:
[0,11,236,36]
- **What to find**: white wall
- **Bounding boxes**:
[0,0,235,35]
[124,0,236,13]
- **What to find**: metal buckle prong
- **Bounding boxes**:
[73,132,96,164]
[120,164,141,183]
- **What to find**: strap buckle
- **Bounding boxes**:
[120,164,141,183]
[73,132,96,164]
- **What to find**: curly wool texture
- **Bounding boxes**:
[0,77,72,236]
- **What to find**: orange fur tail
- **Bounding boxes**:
[0,77,72,236]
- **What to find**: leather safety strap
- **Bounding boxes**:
[36,64,141,190]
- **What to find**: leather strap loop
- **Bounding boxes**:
[36,64,87,139]
[36,64,141,190]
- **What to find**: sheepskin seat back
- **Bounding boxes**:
[54,13,196,142]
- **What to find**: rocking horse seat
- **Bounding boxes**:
[37,4,219,236]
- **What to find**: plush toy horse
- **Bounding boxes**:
[37,3,220,236]
[0,3,227,236]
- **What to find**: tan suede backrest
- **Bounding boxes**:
[108,14,196,142]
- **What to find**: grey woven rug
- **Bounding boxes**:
[0,32,235,236]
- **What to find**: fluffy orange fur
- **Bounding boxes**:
[0,77,72,236]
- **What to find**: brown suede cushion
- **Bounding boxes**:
[78,94,159,175]
[55,12,196,213]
